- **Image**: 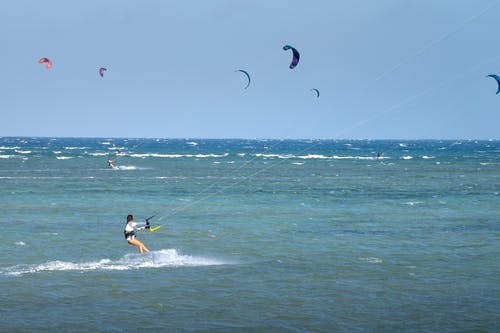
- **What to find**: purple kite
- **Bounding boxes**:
[283,45,300,69]
[99,67,107,77]
[38,57,53,69]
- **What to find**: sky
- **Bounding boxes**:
[1,0,499,139]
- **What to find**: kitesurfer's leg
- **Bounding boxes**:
[127,238,150,253]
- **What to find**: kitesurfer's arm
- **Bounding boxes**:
[131,221,150,231]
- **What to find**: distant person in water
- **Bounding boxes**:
[107,159,116,169]
[124,214,150,253]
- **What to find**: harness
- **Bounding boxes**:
[124,229,135,240]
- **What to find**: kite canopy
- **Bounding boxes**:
[283,45,300,69]
[38,58,52,69]
[235,69,251,89]
[310,88,320,98]
[99,67,107,77]
[487,74,500,94]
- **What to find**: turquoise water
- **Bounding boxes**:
[0,137,499,332]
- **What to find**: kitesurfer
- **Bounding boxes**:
[124,214,151,253]
[107,159,116,169]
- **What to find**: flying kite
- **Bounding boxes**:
[38,58,53,69]
[235,69,251,89]
[486,74,500,94]
[310,88,320,98]
[283,45,300,69]
[99,67,107,77]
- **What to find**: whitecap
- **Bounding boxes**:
[403,201,423,206]
[402,156,413,160]
[65,146,88,150]
[421,156,435,159]
[298,154,329,159]
[186,141,198,146]
[88,152,109,156]
[292,162,305,165]
[56,156,73,160]
[128,153,228,158]
[359,257,383,264]
[15,150,31,154]
[14,241,26,246]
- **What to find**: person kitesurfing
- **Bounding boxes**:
[124,214,151,253]
[107,159,116,169]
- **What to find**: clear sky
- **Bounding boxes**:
[1,0,499,139]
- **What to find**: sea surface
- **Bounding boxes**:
[0,137,498,332]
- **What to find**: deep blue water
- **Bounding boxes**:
[0,137,499,332]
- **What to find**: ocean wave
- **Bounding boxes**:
[359,257,383,264]
[186,141,198,146]
[402,156,413,160]
[403,201,424,206]
[0,155,19,159]
[56,156,73,160]
[1,249,228,276]
[88,152,109,156]
[422,156,435,159]
[128,153,228,158]
[0,146,20,150]
[255,153,386,160]
[14,150,31,154]
[64,146,88,150]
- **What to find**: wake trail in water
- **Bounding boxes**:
[1,249,228,276]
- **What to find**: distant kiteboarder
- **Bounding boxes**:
[107,159,116,169]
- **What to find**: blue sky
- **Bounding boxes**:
[1,0,499,139]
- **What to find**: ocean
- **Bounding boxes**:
[0,137,498,332]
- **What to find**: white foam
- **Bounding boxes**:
[114,165,138,170]
[0,146,20,150]
[56,156,73,160]
[186,141,198,146]
[64,146,88,150]
[359,257,383,264]
[88,152,109,156]
[298,154,329,159]
[14,241,26,246]
[15,150,31,154]
[403,201,423,206]
[129,153,228,158]
[421,156,435,159]
[0,155,18,159]
[402,156,413,160]
[254,153,387,160]
[1,249,228,276]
